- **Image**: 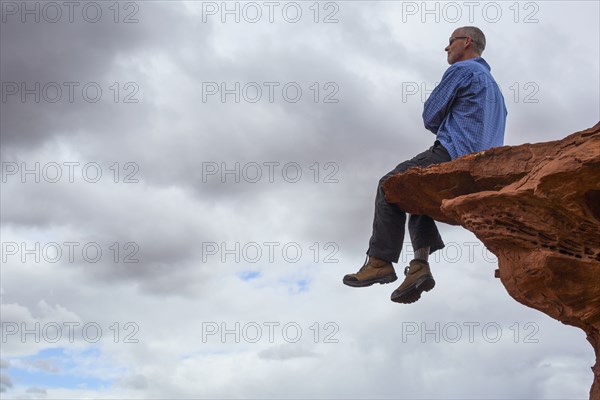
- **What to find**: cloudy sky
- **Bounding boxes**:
[1,1,599,398]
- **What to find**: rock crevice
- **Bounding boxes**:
[383,122,600,399]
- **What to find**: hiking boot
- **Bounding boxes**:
[390,259,435,303]
[343,256,398,287]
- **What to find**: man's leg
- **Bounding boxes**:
[366,170,408,264]
[341,163,410,287]
[388,216,442,303]
[343,141,451,288]
[414,246,431,262]
[390,142,451,303]
[369,141,450,261]
[408,214,445,260]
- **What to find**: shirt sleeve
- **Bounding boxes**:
[422,65,471,134]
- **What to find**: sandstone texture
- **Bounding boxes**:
[383,122,600,399]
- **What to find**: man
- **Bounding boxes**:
[343,26,507,304]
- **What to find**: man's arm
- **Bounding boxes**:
[422,65,469,133]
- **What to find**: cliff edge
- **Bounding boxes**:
[383,122,600,399]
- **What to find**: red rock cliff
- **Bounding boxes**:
[383,122,600,399]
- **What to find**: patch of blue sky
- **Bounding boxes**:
[238,270,261,281]
[6,347,112,391]
[279,277,311,294]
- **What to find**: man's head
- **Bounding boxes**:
[445,26,486,65]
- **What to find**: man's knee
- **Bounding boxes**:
[378,174,389,187]
[378,172,397,193]
[379,161,416,187]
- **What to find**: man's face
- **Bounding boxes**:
[445,30,468,64]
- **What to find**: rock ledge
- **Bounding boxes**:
[383,122,600,399]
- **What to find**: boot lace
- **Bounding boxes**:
[358,255,369,272]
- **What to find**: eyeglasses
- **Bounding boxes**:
[448,36,469,45]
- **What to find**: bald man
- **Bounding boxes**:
[343,26,507,304]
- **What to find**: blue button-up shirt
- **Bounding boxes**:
[423,57,507,159]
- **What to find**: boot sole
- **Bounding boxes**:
[390,275,435,304]
[343,273,398,288]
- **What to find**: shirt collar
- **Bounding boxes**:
[465,56,491,71]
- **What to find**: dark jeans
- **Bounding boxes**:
[367,141,451,263]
